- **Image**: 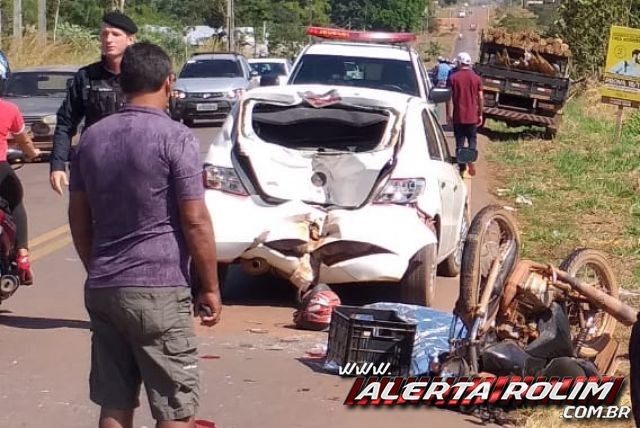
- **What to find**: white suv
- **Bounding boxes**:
[287,27,450,103]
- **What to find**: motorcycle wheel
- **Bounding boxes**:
[559,248,619,359]
[456,205,520,330]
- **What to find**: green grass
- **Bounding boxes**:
[487,94,640,289]
[488,89,639,428]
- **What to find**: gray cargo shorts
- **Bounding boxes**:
[84,286,199,421]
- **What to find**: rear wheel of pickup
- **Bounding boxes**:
[401,243,438,307]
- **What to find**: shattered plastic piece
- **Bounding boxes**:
[515,195,533,206]
[306,343,328,357]
[264,344,286,351]
[289,253,314,289]
[200,355,221,360]
[280,336,302,342]
[248,328,269,334]
[246,320,263,325]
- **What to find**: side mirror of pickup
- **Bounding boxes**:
[428,87,451,104]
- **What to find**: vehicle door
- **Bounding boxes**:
[421,107,459,255]
[430,107,466,252]
[243,59,260,89]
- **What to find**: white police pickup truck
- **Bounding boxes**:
[287,27,450,104]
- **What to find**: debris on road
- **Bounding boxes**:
[264,344,286,351]
[247,328,269,334]
[199,355,221,360]
[279,336,303,343]
[515,195,533,205]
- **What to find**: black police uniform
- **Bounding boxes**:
[50,11,137,173]
[50,61,126,172]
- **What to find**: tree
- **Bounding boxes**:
[330,0,426,32]
[552,0,640,77]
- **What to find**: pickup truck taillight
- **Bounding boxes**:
[535,87,553,94]
[203,165,249,196]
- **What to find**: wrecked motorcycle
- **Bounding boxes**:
[437,205,637,379]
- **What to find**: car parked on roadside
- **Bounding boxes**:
[4,65,79,151]
[199,84,469,307]
[248,58,292,86]
[170,52,260,126]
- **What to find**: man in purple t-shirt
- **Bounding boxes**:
[446,51,483,177]
[68,42,221,427]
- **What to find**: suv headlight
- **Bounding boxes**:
[374,178,425,204]
[203,165,248,196]
[171,90,186,99]
[42,114,57,125]
[227,88,247,99]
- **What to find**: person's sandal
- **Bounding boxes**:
[16,254,33,285]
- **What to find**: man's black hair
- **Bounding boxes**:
[121,42,172,95]
[633,49,640,57]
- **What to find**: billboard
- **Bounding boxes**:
[601,25,640,108]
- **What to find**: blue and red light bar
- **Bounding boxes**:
[306,26,417,44]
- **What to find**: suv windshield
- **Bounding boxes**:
[250,62,287,76]
[290,54,419,96]
[179,59,243,78]
[5,71,74,97]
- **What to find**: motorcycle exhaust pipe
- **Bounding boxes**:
[555,269,638,326]
[0,275,19,299]
[241,258,270,276]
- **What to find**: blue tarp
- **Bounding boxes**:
[324,303,466,376]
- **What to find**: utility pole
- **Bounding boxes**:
[13,0,22,40]
[227,0,235,52]
[38,0,46,43]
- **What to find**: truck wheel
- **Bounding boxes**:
[401,243,438,307]
[439,209,470,278]
[544,126,557,140]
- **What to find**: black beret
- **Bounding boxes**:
[102,11,138,34]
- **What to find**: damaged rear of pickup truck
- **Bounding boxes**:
[198,85,469,307]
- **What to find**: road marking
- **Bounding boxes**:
[31,236,73,262]
[28,224,70,249]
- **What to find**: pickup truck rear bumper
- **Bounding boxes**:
[484,107,556,126]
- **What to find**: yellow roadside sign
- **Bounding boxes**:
[601,25,640,108]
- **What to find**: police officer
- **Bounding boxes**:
[49,11,137,195]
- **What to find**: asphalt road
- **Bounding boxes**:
[0,8,498,428]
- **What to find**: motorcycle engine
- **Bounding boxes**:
[496,270,554,344]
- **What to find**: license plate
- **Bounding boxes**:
[196,103,218,111]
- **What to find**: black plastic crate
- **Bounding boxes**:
[326,305,416,376]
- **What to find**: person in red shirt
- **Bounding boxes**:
[446,51,483,177]
[0,91,41,284]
